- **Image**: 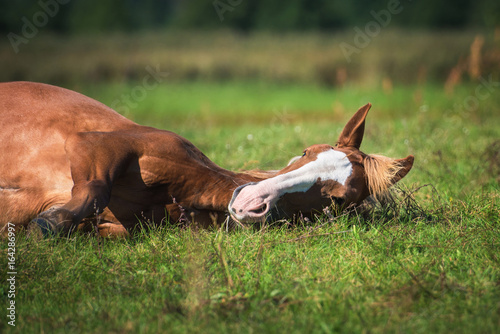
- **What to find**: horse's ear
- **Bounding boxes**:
[391,155,414,184]
[336,103,371,149]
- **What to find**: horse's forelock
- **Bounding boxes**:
[364,154,404,198]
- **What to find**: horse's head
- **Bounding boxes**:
[229,103,414,223]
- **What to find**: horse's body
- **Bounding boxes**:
[0,82,414,237]
[0,82,263,236]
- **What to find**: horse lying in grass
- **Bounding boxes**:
[0,82,414,237]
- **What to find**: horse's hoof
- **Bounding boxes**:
[28,217,57,238]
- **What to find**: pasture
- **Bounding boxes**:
[1,31,499,333]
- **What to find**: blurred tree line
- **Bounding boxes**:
[0,0,498,34]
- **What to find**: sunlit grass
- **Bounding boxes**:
[3,195,499,333]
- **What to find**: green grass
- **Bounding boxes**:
[1,79,499,333]
[3,207,499,333]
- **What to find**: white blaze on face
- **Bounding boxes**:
[270,149,352,192]
[229,149,353,221]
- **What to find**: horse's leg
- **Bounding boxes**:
[77,216,130,238]
[30,131,136,236]
[31,180,113,235]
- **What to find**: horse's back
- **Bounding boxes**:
[0,81,135,133]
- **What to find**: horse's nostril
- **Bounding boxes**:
[230,203,268,219]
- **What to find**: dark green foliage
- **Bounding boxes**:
[1,0,499,34]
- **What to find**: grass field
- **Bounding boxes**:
[1,31,500,333]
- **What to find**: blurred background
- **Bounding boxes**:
[1,0,499,88]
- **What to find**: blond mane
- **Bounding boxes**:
[364,154,404,198]
[241,169,279,179]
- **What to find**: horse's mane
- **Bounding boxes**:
[241,169,279,179]
[364,154,404,198]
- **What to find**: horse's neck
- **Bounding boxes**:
[188,169,265,212]
[139,130,271,212]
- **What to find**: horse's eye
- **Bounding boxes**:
[302,150,307,157]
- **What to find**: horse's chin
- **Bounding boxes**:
[229,213,266,225]
[230,206,283,225]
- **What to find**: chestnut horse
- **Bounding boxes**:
[0,82,413,237]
